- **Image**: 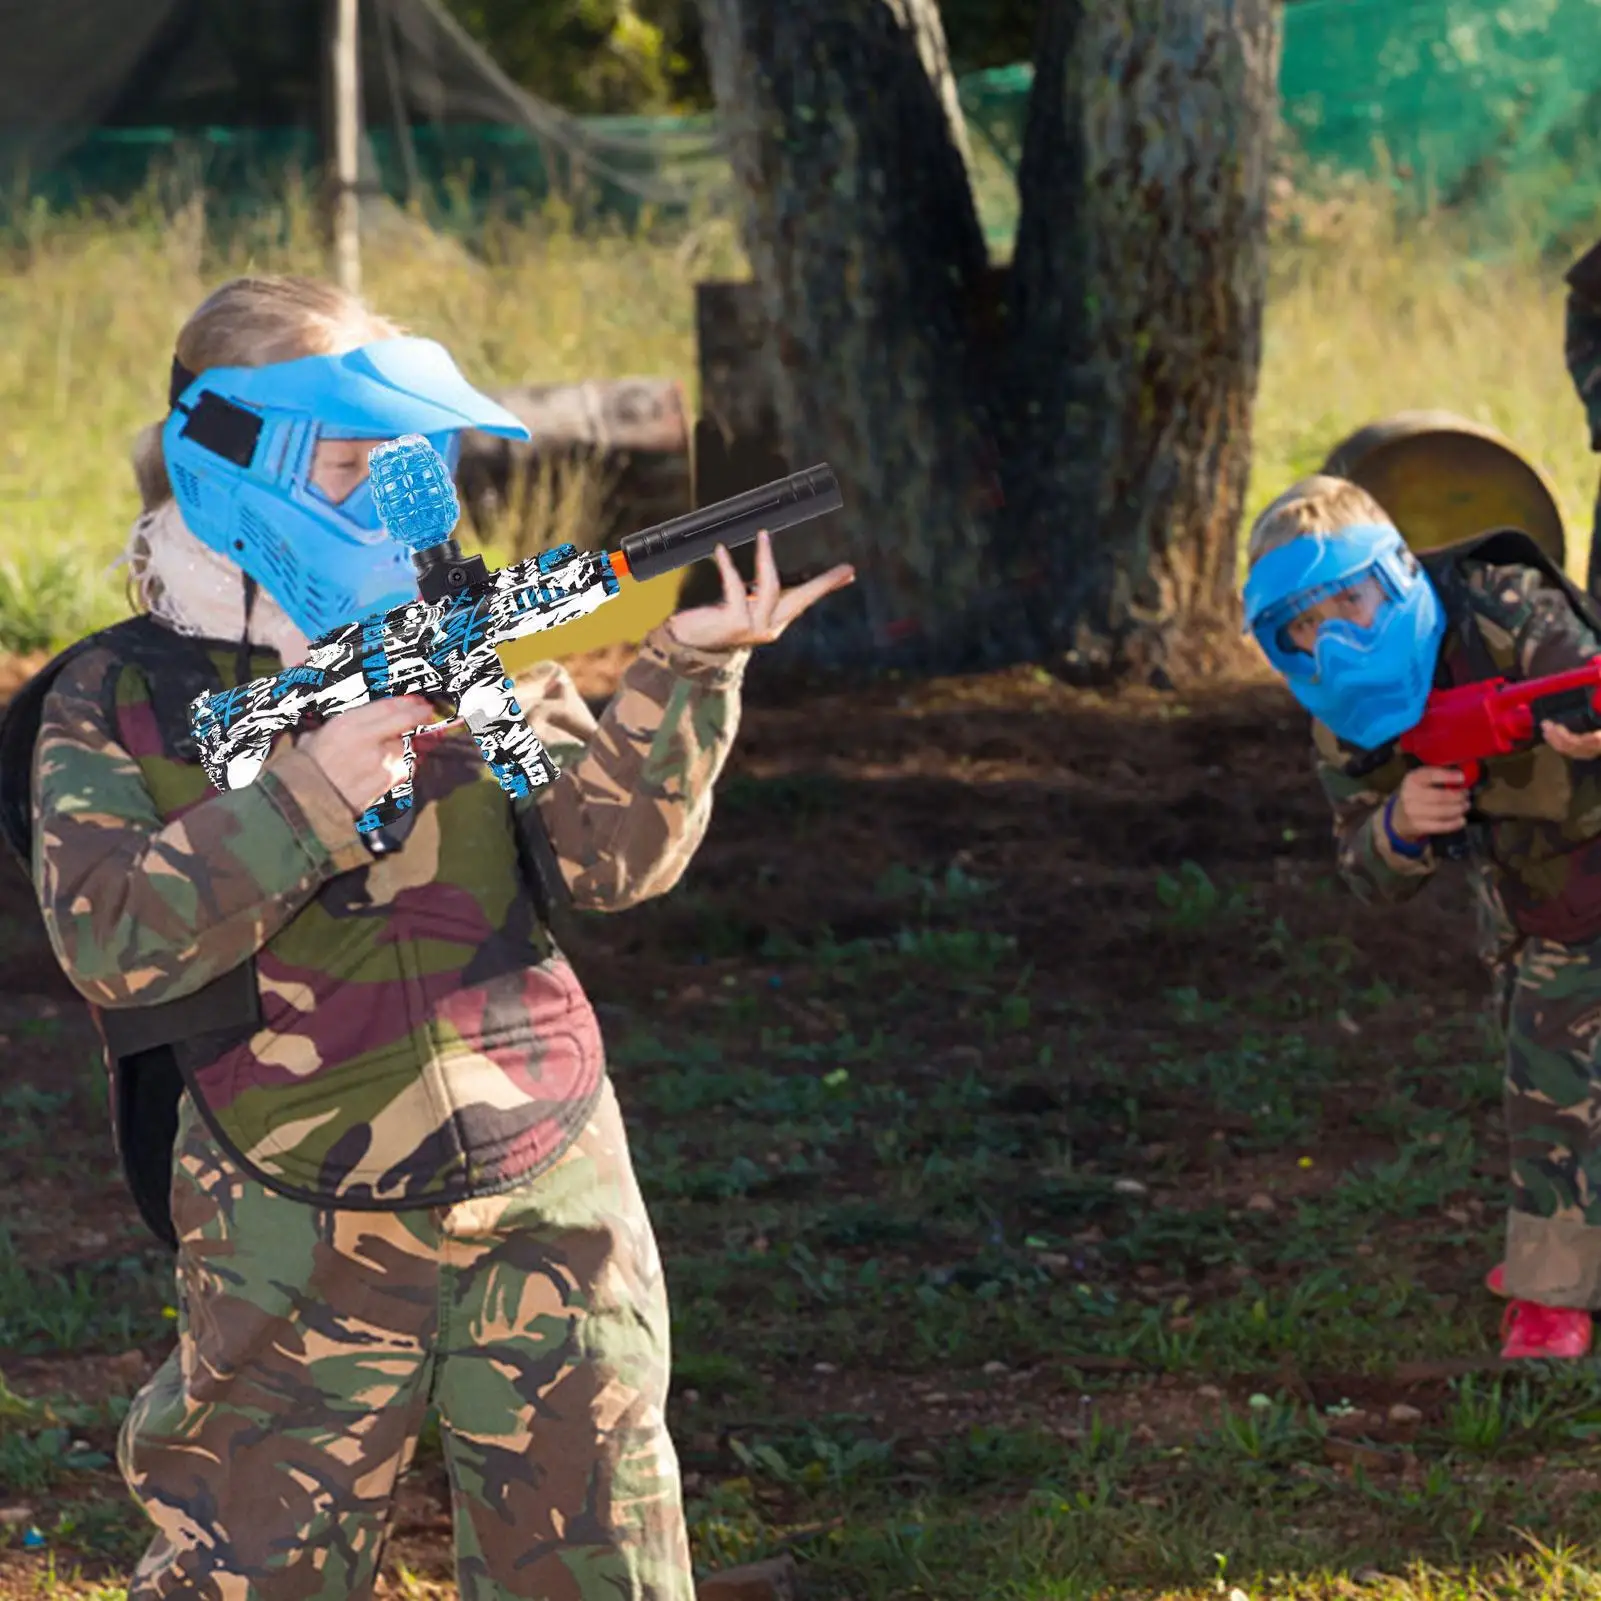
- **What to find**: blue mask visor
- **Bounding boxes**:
[162,337,530,639]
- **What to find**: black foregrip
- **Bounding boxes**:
[619,465,842,582]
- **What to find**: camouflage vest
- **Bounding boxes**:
[1,617,604,1245]
[1423,529,1601,945]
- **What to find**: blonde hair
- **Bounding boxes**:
[131,275,404,512]
[1245,475,1397,568]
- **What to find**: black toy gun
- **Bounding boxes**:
[189,436,842,855]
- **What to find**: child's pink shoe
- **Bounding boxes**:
[1500,1300,1593,1360]
[1486,1262,1507,1296]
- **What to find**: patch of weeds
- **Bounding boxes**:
[0,1231,171,1355]
[812,1202,929,1249]
[1443,1369,1601,1457]
[889,927,1017,976]
[0,1426,111,1494]
[728,1421,894,1495]
[718,771,837,823]
[937,1422,1117,1495]
[1323,1127,1491,1220]
[672,1350,763,1406]
[44,1497,147,1563]
[0,551,116,653]
[1155,862,1251,932]
[1200,1392,1320,1467]
[874,861,996,918]
[1165,986,1234,1024]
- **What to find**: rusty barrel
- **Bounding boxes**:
[1320,410,1566,566]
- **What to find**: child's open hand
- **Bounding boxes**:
[665,529,855,652]
[1390,766,1470,842]
[1542,719,1601,760]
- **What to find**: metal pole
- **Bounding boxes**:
[330,0,362,293]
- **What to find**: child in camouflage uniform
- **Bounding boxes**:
[1244,474,1601,1362]
[20,275,853,1600]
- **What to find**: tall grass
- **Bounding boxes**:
[1249,179,1597,575]
[0,177,1593,653]
[0,187,743,651]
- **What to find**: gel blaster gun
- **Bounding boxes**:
[1347,662,1601,855]
[189,436,842,855]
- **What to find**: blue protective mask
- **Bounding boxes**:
[1241,522,1446,750]
[161,337,531,639]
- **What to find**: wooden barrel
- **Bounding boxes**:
[1320,410,1566,565]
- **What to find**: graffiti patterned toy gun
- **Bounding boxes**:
[1347,661,1601,856]
[189,436,842,855]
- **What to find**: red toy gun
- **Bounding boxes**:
[1364,662,1601,785]
[1347,661,1601,854]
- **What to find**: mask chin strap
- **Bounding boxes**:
[169,355,196,411]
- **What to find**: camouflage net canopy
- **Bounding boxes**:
[9,0,1601,255]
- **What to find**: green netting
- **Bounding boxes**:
[16,2,1601,257]
[5,122,727,232]
[1278,0,1601,258]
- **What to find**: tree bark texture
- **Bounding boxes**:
[1069,0,1280,673]
[696,0,1022,671]
[695,0,1280,680]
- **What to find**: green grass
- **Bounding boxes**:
[0,188,745,650]
[1,842,1598,1598]
[0,173,1594,653]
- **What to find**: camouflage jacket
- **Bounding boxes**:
[1314,558,1601,959]
[32,621,748,1210]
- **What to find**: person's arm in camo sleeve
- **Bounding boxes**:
[1311,722,1440,904]
[512,624,749,911]
[32,648,372,1010]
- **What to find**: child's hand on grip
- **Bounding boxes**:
[1542,719,1601,760]
[296,696,437,818]
[1390,766,1470,842]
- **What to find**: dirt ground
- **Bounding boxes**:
[0,645,1506,1596]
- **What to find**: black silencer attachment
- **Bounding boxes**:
[618,465,842,582]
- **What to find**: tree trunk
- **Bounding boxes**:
[695,0,1023,673]
[695,0,1280,681]
[1068,0,1280,677]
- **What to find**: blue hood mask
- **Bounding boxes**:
[161,337,530,640]
[1242,521,1446,750]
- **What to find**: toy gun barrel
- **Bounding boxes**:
[613,465,841,583]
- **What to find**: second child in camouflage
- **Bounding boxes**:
[1242,473,1601,1363]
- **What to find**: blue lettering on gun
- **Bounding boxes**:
[490,760,532,799]
[360,618,394,693]
[428,600,492,668]
[537,544,577,574]
[211,685,255,726]
[271,667,327,697]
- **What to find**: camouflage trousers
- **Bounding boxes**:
[1497,933,1601,1307]
[117,1077,694,1601]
